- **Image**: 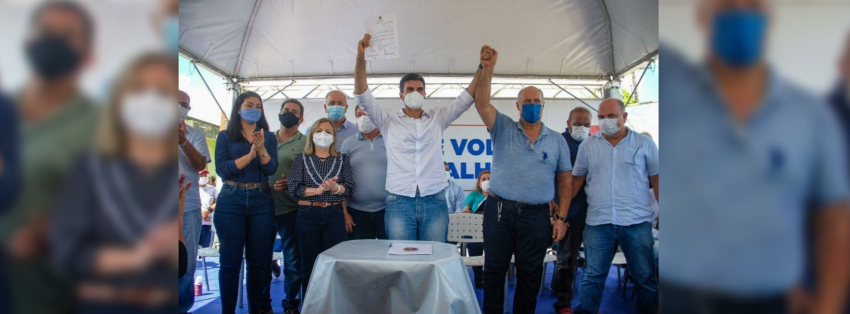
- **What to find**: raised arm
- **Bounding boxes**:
[354,34,370,96]
[353,34,390,129]
[475,45,499,131]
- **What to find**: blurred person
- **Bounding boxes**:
[340,106,389,240]
[474,45,572,314]
[571,99,659,314]
[444,162,466,214]
[287,118,355,295]
[324,91,357,150]
[827,31,850,314]
[198,170,216,248]
[177,89,211,314]
[269,98,307,313]
[640,131,660,229]
[179,175,191,279]
[354,34,482,242]
[214,91,278,314]
[460,170,490,289]
[50,52,179,314]
[0,2,101,314]
[155,0,179,52]
[551,106,592,314]
[660,0,850,313]
[0,89,19,314]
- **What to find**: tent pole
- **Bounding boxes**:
[625,62,651,104]
[549,80,597,112]
[262,81,295,102]
[192,62,229,120]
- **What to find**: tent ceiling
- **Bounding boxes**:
[178,0,658,81]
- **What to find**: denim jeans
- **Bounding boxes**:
[296,204,346,296]
[274,211,302,309]
[384,189,448,242]
[482,196,552,314]
[213,185,276,314]
[348,207,388,240]
[198,225,213,248]
[178,208,202,313]
[575,222,658,314]
[552,218,586,310]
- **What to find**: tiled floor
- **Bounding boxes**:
[190,258,636,314]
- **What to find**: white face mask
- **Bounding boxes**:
[480,180,491,193]
[199,177,209,185]
[122,90,176,139]
[570,126,590,141]
[599,118,621,136]
[178,105,189,121]
[312,131,334,149]
[403,91,425,110]
[357,115,376,133]
[446,171,452,179]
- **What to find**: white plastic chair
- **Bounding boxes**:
[448,213,484,267]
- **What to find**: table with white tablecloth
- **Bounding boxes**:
[301,240,481,314]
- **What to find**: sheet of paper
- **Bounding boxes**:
[387,243,432,255]
[364,13,399,60]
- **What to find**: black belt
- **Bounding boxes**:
[224,180,271,190]
[489,193,548,210]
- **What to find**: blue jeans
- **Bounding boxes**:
[198,225,213,248]
[213,185,276,314]
[178,208,202,313]
[348,207,388,240]
[575,222,658,314]
[296,204,346,296]
[274,211,302,309]
[384,190,448,242]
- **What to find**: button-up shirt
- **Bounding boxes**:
[572,129,658,226]
[354,89,474,197]
[445,179,465,213]
[660,48,849,295]
[340,132,388,212]
[179,125,211,212]
[333,118,358,151]
[268,130,306,216]
[488,111,572,204]
[214,130,278,184]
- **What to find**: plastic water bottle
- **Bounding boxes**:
[194,276,203,296]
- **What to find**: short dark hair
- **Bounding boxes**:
[281,98,304,116]
[226,91,269,141]
[568,107,591,122]
[31,1,95,48]
[399,73,426,94]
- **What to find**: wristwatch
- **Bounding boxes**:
[556,215,568,223]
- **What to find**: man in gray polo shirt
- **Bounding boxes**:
[474,45,572,314]
[340,106,388,240]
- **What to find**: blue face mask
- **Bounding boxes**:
[327,105,346,121]
[520,103,542,124]
[241,108,263,124]
[711,10,767,68]
[163,17,179,53]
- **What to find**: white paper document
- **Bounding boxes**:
[387,243,432,255]
[364,13,399,60]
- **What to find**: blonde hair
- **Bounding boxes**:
[304,118,341,157]
[475,170,491,193]
[97,53,178,158]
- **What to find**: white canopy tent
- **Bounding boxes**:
[178,0,658,104]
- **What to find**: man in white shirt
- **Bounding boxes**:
[198,170,217,248]
[353,34,481,241]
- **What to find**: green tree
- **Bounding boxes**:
[622,89,638,105]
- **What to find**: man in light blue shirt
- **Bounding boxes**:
[444,162,466,214]
[340,106,388,240]
[474,46,572,314]
[571,98,659,314]
[325,90,357,150]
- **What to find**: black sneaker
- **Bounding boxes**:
[284,308,301,314]
[272,261,281,278]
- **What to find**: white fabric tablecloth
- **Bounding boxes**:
[301,240,481,314]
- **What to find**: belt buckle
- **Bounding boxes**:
[245,182,258,189]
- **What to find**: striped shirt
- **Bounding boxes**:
[288,153,355,203]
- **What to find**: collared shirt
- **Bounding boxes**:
[488,111,572,204]
[462,191,487,213]
[340,132,388,212]
[214,130,278,184]
[354,88,474,197]
[288,153,354,203]
[445,179,465,213]
[660,48,849,295]
[572,129,658,226]
[268,130,306,216]
[334,118,358,151]
[179,125,211,212]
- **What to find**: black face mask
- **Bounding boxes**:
[26,35,82,80]
[279,112,299,128]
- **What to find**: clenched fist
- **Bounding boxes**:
[480,45,498,68]
[358,34,371,56]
